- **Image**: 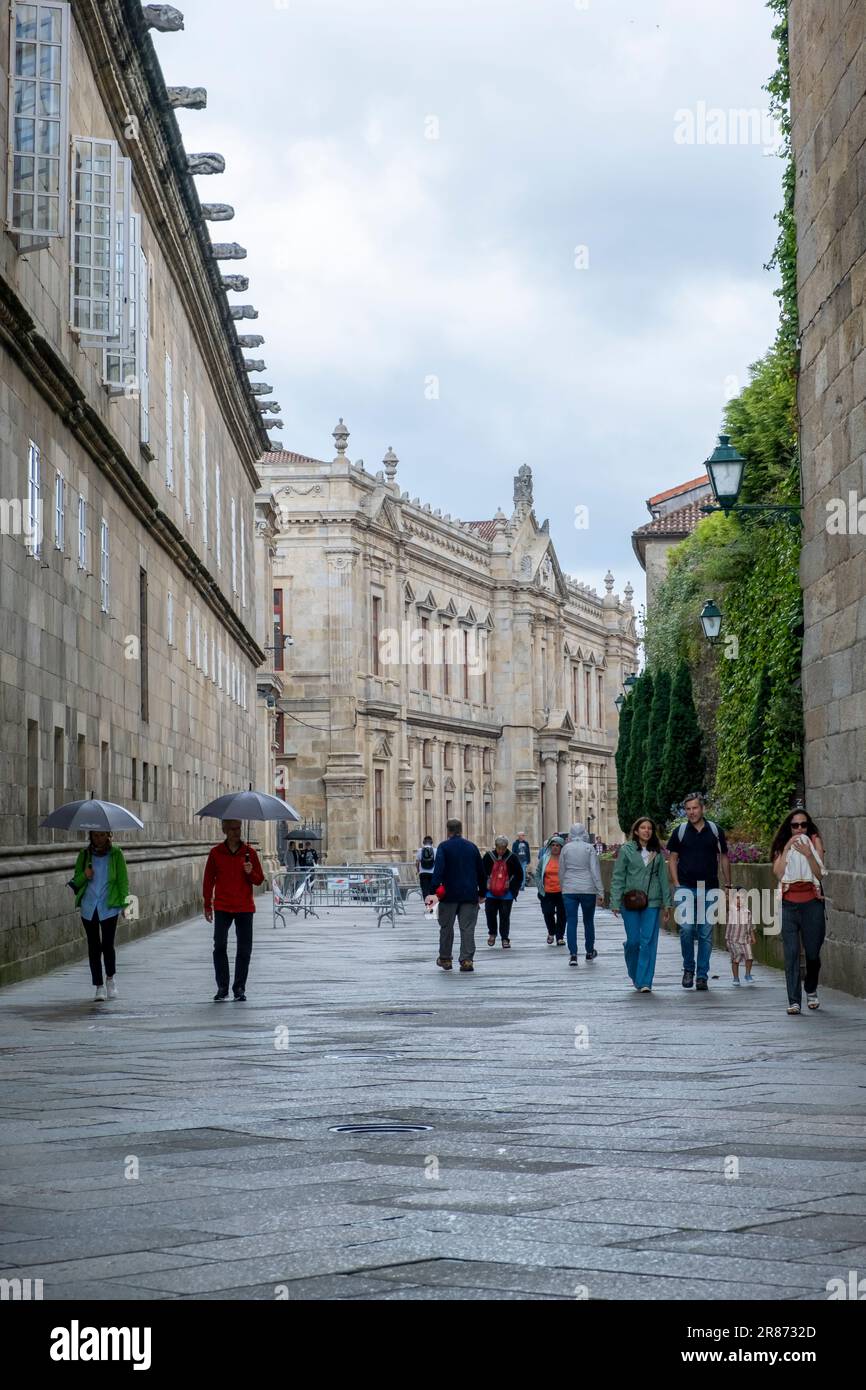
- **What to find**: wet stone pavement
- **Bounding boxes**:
[1,893,865,1301]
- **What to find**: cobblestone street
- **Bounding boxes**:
[2,895,865,1302]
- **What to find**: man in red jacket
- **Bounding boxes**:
[202,820,265,1001]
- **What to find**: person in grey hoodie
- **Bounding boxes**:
[559,823,605,966]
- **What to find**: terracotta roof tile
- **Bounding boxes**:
[260,450,328,466]
[646,475,709,507]
[633,499,707,538]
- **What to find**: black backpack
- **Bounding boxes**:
[420,845,435,868]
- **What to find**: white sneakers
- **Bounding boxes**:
[94,985,107,1001]
[93,979,117,1001]
[106,977,118,1000]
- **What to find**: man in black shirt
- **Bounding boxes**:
[666,793,730,991]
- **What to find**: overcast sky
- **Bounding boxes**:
[154,0,782,608]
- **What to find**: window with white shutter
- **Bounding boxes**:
[70,137,118,337]
[182,392,191,519]
[54,471,64,549]
[7,2,70,243]
[104,201,138,392]
[164,354,174,489]
[100,519,110,613]
[214,465,222,568]
[27,440,41,557]
[200,426,208,548]
[167,591,174,647]
[139,248,150,443]
[230,498,237,594]
[240,510,246,607]
[77,495,87,570]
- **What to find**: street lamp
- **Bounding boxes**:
[614,693,626,714]
[623,672,638,690]
[700,599,723,644]
[700,432,802,525]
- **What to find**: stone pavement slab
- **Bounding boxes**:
[1,896,865,1301]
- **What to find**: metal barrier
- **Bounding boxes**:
[272,866,401,929]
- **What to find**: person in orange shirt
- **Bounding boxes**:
[537,835,566,945]
[202,819,265,1002]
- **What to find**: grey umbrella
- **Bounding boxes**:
[195,790,300,823]
[40,796,144,832]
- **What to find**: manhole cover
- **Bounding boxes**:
[329,1123,433,1135]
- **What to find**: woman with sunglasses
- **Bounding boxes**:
[771,810,826,1015]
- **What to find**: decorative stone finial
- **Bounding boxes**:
[383,446,398,483]
[624,581,634,605]
[604,570,615,593]
[236,334,264,348]
[212,243,247,260]
[221,274,249,292]
[200,204,234,221]
[248,383,273,395]
[187,153,225,175]
[513,463,533,509]
[142,4,184,32]
[244,359,266,372]
[166,86,206,109]
[230,306,258,320]
[333,419,350,455]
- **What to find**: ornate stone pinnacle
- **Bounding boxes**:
[142,5,184,32]
[200,204,234,220]
[333,419,350,456]
[187,153,225,175]
[383,446,398,483]
[624,581,634,604]
[604,570,615,593]
[211,242,247,260]
[513,463,533,509]
[166,86,206,109]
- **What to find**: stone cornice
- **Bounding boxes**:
[406,711,502,739]
[0,276,264,666]
[76,0,269,484]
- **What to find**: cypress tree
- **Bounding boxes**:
[623,671,654,829]
[614,695,634,834]
[660,661,705,816]
[643,667,672,829]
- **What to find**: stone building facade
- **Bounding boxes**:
[0,0,275,982]
[259,429,638,862]
[790,0,866,994]
[632,475,712,611]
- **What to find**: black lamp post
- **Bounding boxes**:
[700,433,802,525]
[700,599,723,644]
[614,693,625,714]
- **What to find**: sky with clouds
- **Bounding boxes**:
[154,0,784,608]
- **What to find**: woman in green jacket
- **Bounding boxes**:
[71,831,130,1001]
[610,818,672,992]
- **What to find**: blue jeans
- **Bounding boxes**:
[564,894,597,955]
[675,885,719,979]
[622,907,660,989]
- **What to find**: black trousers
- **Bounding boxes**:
[213,911,254,992]
[419,873,434,899]
[781,897,825,1005]
[485,898,514,939]
[541,893,565,939]
[82,913,118,986]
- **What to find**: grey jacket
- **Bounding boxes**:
[558,824,603,895]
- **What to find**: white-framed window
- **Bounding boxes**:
[240,509,247,607]
[164,354,174,489]
[7,1,71,240]
[230,498,237,595]
[99,518,109,613]
[167,591,174,647]
[185,609,191,661]
[182,392,191,519]
[200,426,208,548]
[214,465,222,568]
[139,248,150,443]
[195,612,200,668]
[211,633,216,684]
[202,624,208,677]
[71,136,118,338]
[53,470,64,549]
[26,439,41,556]
[77,494,87,569]
[104,200,138,392]
[217,643,222,690]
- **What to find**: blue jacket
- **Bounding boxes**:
[431,835,486,903]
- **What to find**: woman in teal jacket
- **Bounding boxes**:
[71,831,130,1001]
[610,818,672,992]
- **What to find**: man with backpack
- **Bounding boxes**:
[666,793,730,991]
[416,835,436,901]
[426,818,487,972]
[481,836,523,948]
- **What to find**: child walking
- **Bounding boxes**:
[726,886,755,986]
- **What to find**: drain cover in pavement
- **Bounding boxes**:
[329,1123,433,1135]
